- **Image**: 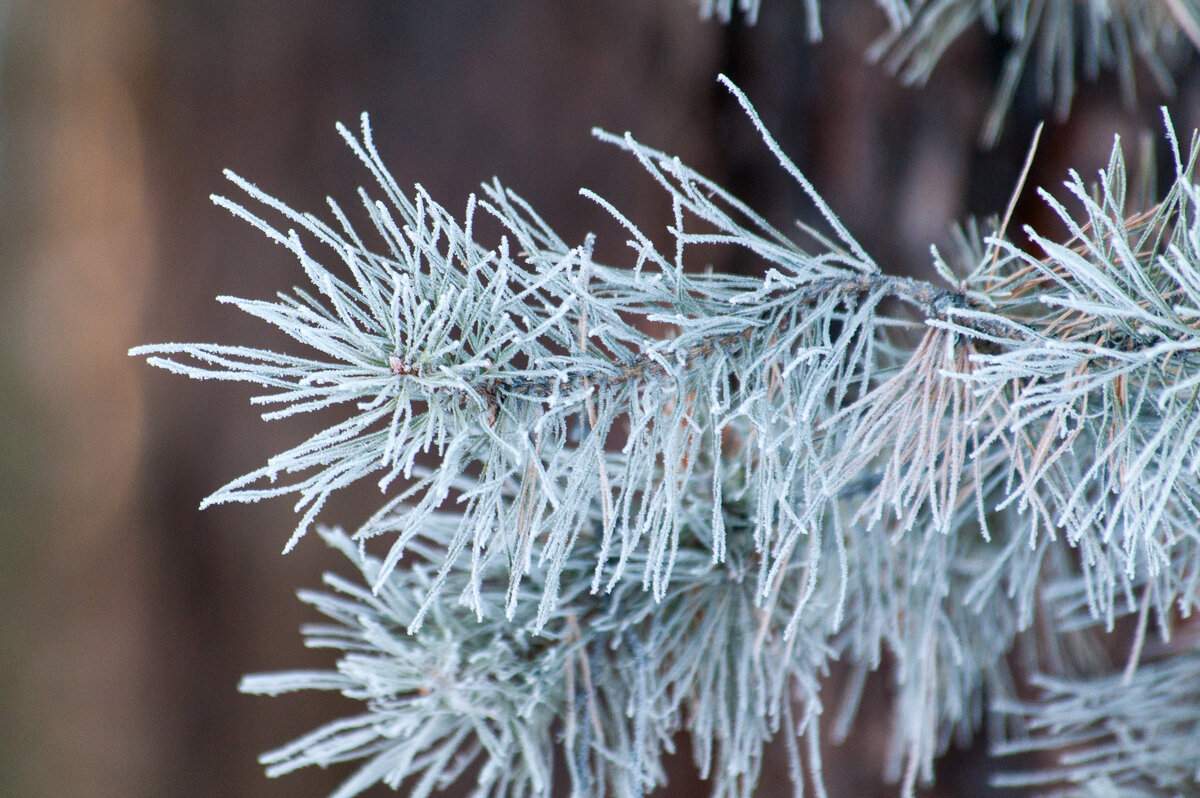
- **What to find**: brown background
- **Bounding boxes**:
[2,1,1197,796]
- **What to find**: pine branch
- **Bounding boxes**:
[693,0,1200,145]
[877,0,1200,144]
[992,650,1200,795]
[134,79,1200,797]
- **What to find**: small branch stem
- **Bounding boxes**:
[487,272,999,402]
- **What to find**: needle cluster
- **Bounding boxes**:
[695,0,1200,143]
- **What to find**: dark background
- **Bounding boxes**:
[2,1,1197,796]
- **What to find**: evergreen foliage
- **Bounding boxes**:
[696,0,1200,143]
[993,651,1200,794]
[132,69,1200,796]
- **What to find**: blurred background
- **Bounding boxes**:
[1,1,1197,796]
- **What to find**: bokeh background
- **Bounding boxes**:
[2,2,1197,796]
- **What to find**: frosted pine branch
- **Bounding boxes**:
[693,0,1200,144]
[691,0,913,33]
[135,80,1200,797]
[876,0,1200,143]
[992,651,1200,794]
